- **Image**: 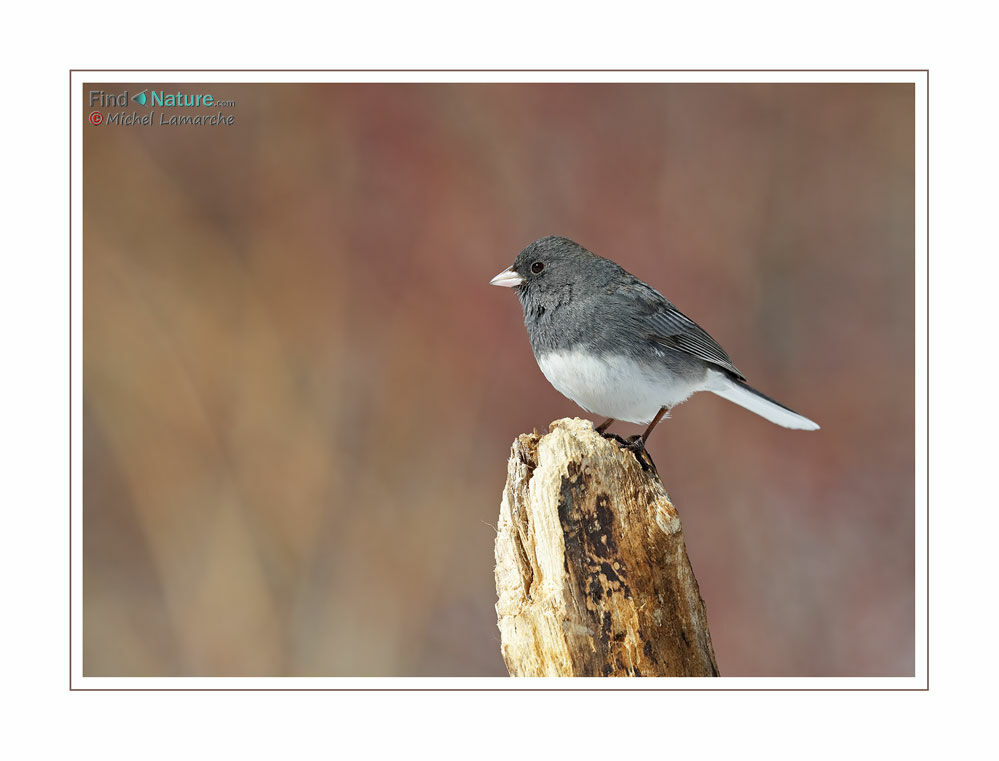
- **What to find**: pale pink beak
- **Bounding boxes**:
[489,267,524,288]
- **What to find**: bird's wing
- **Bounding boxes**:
[627,280,745,379]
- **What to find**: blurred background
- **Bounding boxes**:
[82,82,914,677]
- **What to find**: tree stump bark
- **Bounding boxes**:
[494,417,719,677]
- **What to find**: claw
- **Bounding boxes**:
[601,433,657,472]
[600,431,630,447]
[622,434,645,452]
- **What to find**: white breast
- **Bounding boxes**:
[535,350,705,424]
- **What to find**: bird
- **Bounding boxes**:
[490,235,819,465]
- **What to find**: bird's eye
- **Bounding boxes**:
[531,261,545,274]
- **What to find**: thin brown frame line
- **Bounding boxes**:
[68,67,74,692]
[69,71,929,691]
[71,68,928,72]
[69,687,927,692]
[924,70,930,691]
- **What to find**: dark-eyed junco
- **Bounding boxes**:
[490,235,818,461]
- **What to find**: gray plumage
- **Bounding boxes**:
[490,235,819,433]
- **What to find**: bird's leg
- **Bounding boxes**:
[595,417,615,434]
[621,406,669,472]
[640,406,669,442]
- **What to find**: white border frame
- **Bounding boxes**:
[70,69,928,690]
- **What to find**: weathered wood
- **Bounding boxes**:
[494,417,719,677]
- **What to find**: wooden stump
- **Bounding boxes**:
[494,417,719,677]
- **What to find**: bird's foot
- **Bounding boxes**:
[633,443,658,473]
[605,434,657,473]
[600,431,630,447]
[621,434,645,451]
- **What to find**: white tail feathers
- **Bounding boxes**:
[706,372,820,431]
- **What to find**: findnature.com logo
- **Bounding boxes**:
[87,88,237,127]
